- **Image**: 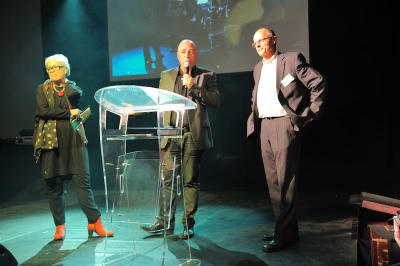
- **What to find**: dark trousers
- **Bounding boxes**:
[46,174,101,226]
[160,132,203,228]
[260,117,301,242]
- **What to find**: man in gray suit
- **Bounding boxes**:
[247,28,327,252]
[141,39,220,239]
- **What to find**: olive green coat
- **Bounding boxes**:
[159,66,220,150]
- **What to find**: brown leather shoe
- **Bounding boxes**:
[140,221,174,235]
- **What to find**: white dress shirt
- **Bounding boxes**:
[257,53,287,118]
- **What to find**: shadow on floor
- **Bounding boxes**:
[168,235,269,266]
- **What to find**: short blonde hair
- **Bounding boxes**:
[45,54,71,77]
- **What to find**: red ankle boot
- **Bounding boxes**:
[54,224,65,240]
[88,217,114,238]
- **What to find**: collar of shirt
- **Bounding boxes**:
[262,52,277,64]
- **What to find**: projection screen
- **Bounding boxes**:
[108,0,309,81]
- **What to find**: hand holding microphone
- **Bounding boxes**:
[182,62,194,90]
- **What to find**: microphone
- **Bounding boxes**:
[183,62,190,94]
[184,62,190,75]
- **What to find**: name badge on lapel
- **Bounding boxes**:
[281,74,295,87]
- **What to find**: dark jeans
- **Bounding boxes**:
[160,132,203,228]
[46,174,101,226]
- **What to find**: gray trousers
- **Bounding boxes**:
[260,117,301,242]
[46,174,101,226]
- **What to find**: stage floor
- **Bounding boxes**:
[0,190,356,265]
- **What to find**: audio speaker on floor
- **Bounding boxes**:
[0,244,18,266]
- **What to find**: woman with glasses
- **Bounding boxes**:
[33,54,113,240]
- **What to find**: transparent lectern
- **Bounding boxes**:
[94,85,200,265]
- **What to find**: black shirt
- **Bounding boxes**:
[170,66,196,127]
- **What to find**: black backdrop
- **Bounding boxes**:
[7,0,396,196]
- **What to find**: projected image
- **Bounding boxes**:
[108,0,309,81]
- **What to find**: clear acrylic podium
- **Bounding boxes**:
[94,85,200,265]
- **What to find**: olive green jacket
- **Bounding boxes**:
[160,66,220,150]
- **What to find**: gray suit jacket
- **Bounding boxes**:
[247,52,327,137]
[160,66,220,150]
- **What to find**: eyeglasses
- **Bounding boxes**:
[252,36,274,48]
[46,65,64,72]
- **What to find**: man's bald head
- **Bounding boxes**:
[177,39,198,73]
[253,28,277,60]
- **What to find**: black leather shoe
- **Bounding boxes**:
[262,240,286,252]
[180,227,194,239]
[262,237,299,253]
[263,233,274,241]
[140,221,174,235]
